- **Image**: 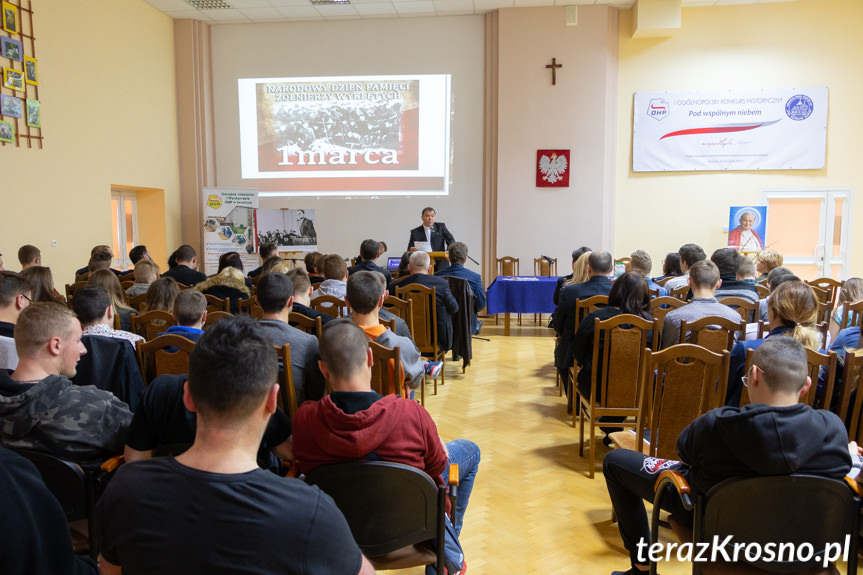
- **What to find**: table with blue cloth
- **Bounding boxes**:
[486,276,558,335]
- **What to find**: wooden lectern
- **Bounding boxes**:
[427,252,449,274]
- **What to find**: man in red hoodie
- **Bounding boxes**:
[293,319,480,575]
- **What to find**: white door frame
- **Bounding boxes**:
[111,189,139,270]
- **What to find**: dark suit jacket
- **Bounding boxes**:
[393,273,459,352]
[407,223,455,272]
[436,264,486,312]
[348,260,393,284]
[162,265,207,286]
[552,275,613,381]
[72,335,145,411]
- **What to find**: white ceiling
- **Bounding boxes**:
[142,0,812,23]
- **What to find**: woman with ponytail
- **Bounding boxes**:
[727,279,820,405]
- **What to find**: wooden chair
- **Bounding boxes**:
[841,350,863,441]
[64,280,88,303]
[75,272,90,283]
[613,257,631,272]
[203,294,230,313]
[807,277,843,304]
[718,296,759,324]
[533,257,557,277]
[754,283,769,298]
[289,312,323,338]
[847,300,863,329]
[118,270,135,281]
[816,301,832,344]
[238,296,263,319]
[566,295,611,398]
[576,314,654,478]
[395,283,445,394]
[649,296,687,349]
[120,280,135,290]
[273,344,297,417]
[654,276,672,287]
[809,284,831,305]
[678,315,745,354]
[803,348,838,411]
[311,295,346,318]
[669,284,689,301]
[135,335,197,384]
[203,311,233,329]
[130,310,177,341]
[383,295,415,338]
[129,292,148,311]
[176,282,193,291]
[369,340,404,399]
[610,344,730,460]
[380,317,397,333]
[495,256,520,325]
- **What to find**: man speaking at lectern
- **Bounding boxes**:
[408,207,455,272]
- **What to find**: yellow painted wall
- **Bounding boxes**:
[616,0,863,278]
[0,0,180,282]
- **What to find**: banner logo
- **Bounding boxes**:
[785,95,814,121]
[647,98,669,121]
[206,195,222,209]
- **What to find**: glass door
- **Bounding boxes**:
[111,189,138,271]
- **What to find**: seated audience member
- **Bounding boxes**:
[553,247,592,306]
[73,286,144,346]
[0,445,98,574]
[286,268,334,326]
[757,266,796,322]
[755,248,783,282]
[392,251,459,353]
[260,255,288,275]
[628,250,667,297]
[96,316,373,575]
[603,336,853,575]
[248,242,278,279]
[660,260,742,348]
[195,258,250,314]
[347,271,429,391]
[312,253,349,303]
[20,265,66,305]
[0,303,132,460]
[710,248,759,304]
[143,277,180,312]
[396,251,411,278]
[128,244,151,265]
[832,277,862,333]
[161,244,207,286]
[17,244,41,270]
[161,290,207,342]
[572,271,652,411]
[75,245,120,278]
[736,256,757,285]
[256,272,325,404]
[727,280,821,406]
[217,251,253,287]
[86,250,113,275]
[304,251,325,285]
[663,244,706,292]
[349,239,393,284]
[652,252,683,283]
[0,271,30,370]
[88,268,137,332]
[293,319,479,575]
[436,241,487,335]
[126,259,160,298]
[167,250,179,270]
[553,251,614,393]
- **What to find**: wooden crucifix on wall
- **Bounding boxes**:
[546,58,562,85]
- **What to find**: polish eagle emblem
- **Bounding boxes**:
[539,152,568,184]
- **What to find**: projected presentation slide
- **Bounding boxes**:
[238,74,451,196]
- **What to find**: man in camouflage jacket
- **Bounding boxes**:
[0,303,131,462]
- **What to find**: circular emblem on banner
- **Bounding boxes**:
[785,95,814,121]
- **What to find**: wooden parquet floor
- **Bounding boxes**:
[380,320,691,575]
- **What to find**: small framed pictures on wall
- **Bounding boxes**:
[0,119,14,143]
[24,55,36,85]
[1,36,21,61]
[1,94,21,118]
[2,1,18,34]
[3,67,23,91]
[26,98,39,127]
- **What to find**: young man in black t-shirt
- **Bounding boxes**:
[96,316,374,575]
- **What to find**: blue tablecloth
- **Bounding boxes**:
[486,276,558,315]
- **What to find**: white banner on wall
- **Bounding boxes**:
[633,87,828,172]
[202,188,260,276]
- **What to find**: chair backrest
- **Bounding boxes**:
[649,296,687,348]
[203,294,230,313]
[383,295,415,338]
[697,475,860,572]
[130,310,177,341]
[129,292,149,311]
[380,317,397,333]
[311,295,346,318]
[639,344,730,459]
[717,296,759,324]
[847,300,863,329]
[842,349,863,442]
[807,277,843,304]
[669,284,689,301]
[203,310,233,330]
[369,340,402,398]
[533,257,557,277]
[289,311,323,338]
[136,335,197,383]
[613,257,631,272]
[304,461,445,565]
[496,256,519,277]
[64,280,88,302]
[678,315,745,354]
[803,348,838,411]
[574,295,608,331]
[238,296,263,319]
[654,276,672,287]
[273,344,297,417]
[395,284,438,354]
[589,314,654,410]
[808,284,831,305]
[755,283,769,298]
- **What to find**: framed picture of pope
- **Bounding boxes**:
[728,206,767,252]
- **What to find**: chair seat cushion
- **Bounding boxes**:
[368,541,437,570]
